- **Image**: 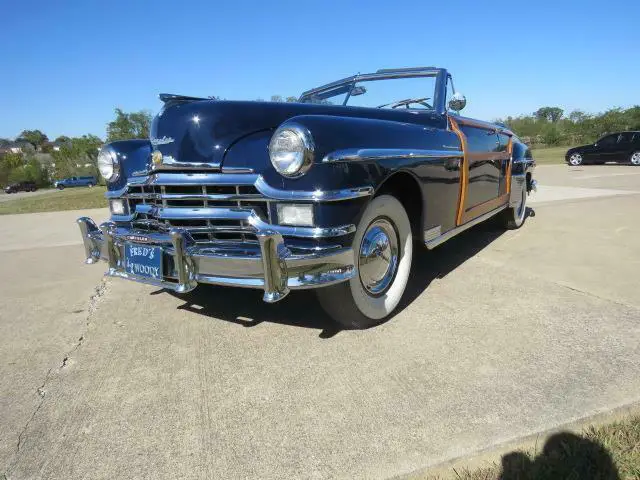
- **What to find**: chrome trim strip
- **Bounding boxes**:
[424,205,508,250]
[254,176,373,202]
[108,173,373,203]
[221,166,255,174]
[134,204,355,238]
[322,148,464,163]
[300,68,441,100]
[150,160,221,172]
[126,192,266,201]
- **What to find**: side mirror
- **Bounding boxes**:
[448,92,467,112]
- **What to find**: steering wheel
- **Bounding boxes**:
[377,97,432,110]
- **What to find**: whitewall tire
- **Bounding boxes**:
[315,195,413,329]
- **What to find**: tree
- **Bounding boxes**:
[286,96,298,103]
[54,135,71,144]
[534,107,564,123]
[270,95,283,103]
[17,130,48,150]
[106,108,152,142]
[51,135,103,179]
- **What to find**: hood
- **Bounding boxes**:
[150,100,324,168]
[150,99,445,169]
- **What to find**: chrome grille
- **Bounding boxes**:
[125,183,270,244]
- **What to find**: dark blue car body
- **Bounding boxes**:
[77,67,536,328]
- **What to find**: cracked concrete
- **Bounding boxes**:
[0,166,639,479]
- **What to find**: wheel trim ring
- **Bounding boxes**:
[517,186,527,221]
[358,218,399,296]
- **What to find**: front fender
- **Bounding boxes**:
[106,139,152,192]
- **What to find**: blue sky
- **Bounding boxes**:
[1,0,638,139]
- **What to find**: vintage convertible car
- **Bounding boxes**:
[78,67,536,328]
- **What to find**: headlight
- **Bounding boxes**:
[268,123,314,177]
[97,146,120,182]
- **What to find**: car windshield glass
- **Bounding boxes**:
[302,76,437,110]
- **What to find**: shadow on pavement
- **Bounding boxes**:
[164,209,535,338]
[500,431,619,479]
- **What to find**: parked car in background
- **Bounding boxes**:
[54,176,97,189]
[4,181,37,193]
[77,66,536,329]
[566,131,640,166]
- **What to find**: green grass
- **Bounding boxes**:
[0,186,108,215]
[426,415,640,479]
[530,146,569,165]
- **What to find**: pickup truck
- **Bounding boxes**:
[55,176,97,189]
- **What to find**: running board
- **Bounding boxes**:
[424,205,507,250]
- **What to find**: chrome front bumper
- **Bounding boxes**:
[77,217,355,302]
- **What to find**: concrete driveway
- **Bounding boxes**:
[1,166,639,479]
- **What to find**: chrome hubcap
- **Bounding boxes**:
[632,152,640,165]
[358,218,399,295]
[570,154,582,165]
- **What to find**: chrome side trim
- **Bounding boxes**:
[424,205,508,250]
[423,225,441,243]
[254,176,373,202]
[322,148,464,163]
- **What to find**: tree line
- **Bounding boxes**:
[499,106,640,147]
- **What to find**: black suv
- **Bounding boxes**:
[4,181,37,193]
[566,131,640,166]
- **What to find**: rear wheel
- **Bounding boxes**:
[315,195,413,329]
[87,183,94,188]
[500,183,527,229]
[630,151,640,166]
[568,153,583,166]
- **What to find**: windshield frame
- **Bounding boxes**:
[298,67,448,114]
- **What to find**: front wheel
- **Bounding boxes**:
[315,195,413,329]
[57,185,64,190]
[630,151,640,166]
[568,153,583,166]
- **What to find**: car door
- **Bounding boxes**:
[614,133,634,161]
[459,124,502,214]
[589,134,619,163]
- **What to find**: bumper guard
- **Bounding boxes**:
[77,217,355,302]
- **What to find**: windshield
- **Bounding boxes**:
[301,76,437,110]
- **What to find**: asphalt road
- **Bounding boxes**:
[1,165,639,479]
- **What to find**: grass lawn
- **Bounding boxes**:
[426,414,640,479]
[531,146,569,165]
[0,186,108,215]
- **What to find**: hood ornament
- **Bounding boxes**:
[150,136,175,146]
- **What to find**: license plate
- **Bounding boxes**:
[124,243,163,280]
